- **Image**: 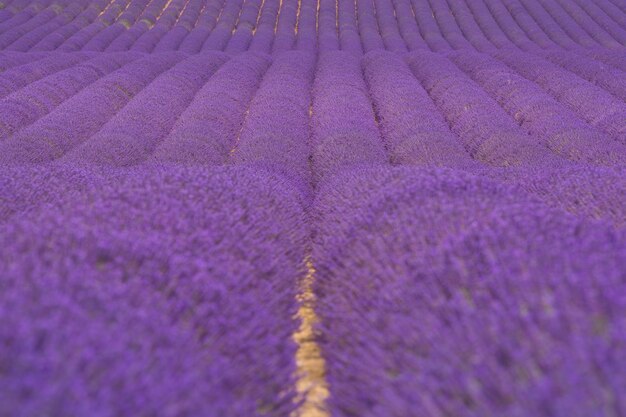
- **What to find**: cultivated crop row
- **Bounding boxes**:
[2,0,625,52]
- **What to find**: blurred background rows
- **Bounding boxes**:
[0,0,625,53]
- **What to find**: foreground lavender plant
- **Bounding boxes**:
[0,165,307,417]
[313,166,625,417]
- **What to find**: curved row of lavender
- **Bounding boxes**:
[0,0,626,53]
[313,167,625,417]
[1,1,626,416]
[0,164,309,417]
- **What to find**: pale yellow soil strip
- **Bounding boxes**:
[291,256,330,417]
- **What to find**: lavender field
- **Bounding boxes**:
[0,0,625,416]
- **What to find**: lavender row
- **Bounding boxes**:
[443,0,497,51]
[403,50,626,225]
[357,0,384,52]
[578,46,626,73]
[374,0,407,52]
[0,164,308,417]
[78,0,151,52]
[337,0,362,54]
[65,52,228,166]
[4,2,87,52]
[465,0,512,49]
[386,0,420,51]
[427,0,474,50]
[539,48,626,102]
[2,49,625,227]
[232,51,315,201]
[312,166,625,417]
[0,50,49,71]
[500,0,558,48]
[451,49,626,166]
[29,0,112,51]
[585,0,626,37]
[54,0,133,52]
[0,52,183,164]
[481,0,538,50]
[518,0,591,49]
[247,0,280,54]
[537,0,612,48]
[0,52,92,98]
[364,50,626,225]
[224,0,263,53]
[201,0,244,51]
[176,0,225,53]
[0,2,63,48]
[318,0,339,53]
[405,50,554,167]
[405,0,442,51]
[152,0,211,53]
[0,1,56,38]
[2,0,626,52]
[0,52,139,140]
[492,49,626,146]
[492,164,626,226]
[363,50,476,168]
[271,0,297,54]
[310,51,388,184]
[295,0,317,52]
[104,0,174,52]
[153,51,270,165]
[556,0,624,47]
[129,0,190,53]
